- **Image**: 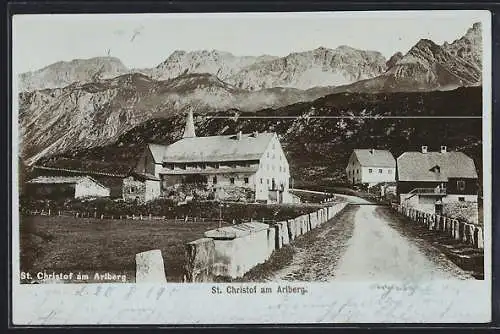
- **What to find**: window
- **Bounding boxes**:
[230,178,235,184]
[267,179,269,185]
[379,169,383,174]
[267,152,270,158]
[458,197,465,202]
[129,187,135,194]
[273,154,275,159]
[244,177,249,184]
[368,169,373,174]
[457,180,466,191]
[388,169,392,174]
[213,176,217,184]
[260,178,263,184]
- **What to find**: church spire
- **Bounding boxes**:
[182,109,196,138]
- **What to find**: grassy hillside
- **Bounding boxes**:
[36,87,483,190]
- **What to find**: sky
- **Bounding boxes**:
[12,11,489,73]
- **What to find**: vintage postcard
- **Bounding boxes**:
[11,10,492,324]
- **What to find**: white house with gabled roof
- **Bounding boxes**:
[133,110,293,204]
[346,149,396,186]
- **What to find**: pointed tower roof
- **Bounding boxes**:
[183,109,196,138]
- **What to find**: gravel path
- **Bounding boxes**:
[269,201,472,282]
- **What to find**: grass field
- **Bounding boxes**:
[20,215,229,283]
[19,202,324,283]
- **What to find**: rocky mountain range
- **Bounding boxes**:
[19,72,338,165]
[331,22,482,93]
[18,22,483,165]
[18,57,129,92]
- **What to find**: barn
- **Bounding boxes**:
[27,176,110,199]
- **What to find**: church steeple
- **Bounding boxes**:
[183,109,196,138]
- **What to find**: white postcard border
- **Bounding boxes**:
[10,10,493,325]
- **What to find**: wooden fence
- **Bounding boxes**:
[391,203,484,249]
[26,209,278,224]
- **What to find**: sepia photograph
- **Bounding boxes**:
[11,10,491,324]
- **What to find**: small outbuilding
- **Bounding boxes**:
[122,172,161,203]
[27,176,110,199]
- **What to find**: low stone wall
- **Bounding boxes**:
[184,202,348,281]
[392,203,484,249]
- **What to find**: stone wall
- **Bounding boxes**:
[443,201,479,225]
[184,202,348,281]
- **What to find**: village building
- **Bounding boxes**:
[133,110,294,204]
[396,145,479,224]
[122,172,161,202]
[345,149,396,187]
[26,176,110,199]
[31,165,127,198]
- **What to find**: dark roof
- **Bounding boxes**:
[147,132,275,163]
[128,171,160,181]
[34,165,129,177]
[397,151,478,181]
[27,176,109,189]
[351,149,396,168]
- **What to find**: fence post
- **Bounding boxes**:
[149,214,152,220]
[100,214,104,219]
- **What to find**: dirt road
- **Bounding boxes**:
[267,200,472,282]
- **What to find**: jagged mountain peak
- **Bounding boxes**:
[443,22,482,68]
[386,52,404,69]
[149,49,277,82]
[332,22,482,93]
[229,45,387,90]
[19,56,130,92]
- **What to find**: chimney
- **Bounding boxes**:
[421,145,428,154]
[237,131,242,140]
[440,145,447,153]
[182,109,196,138]
[369,148,374,154]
